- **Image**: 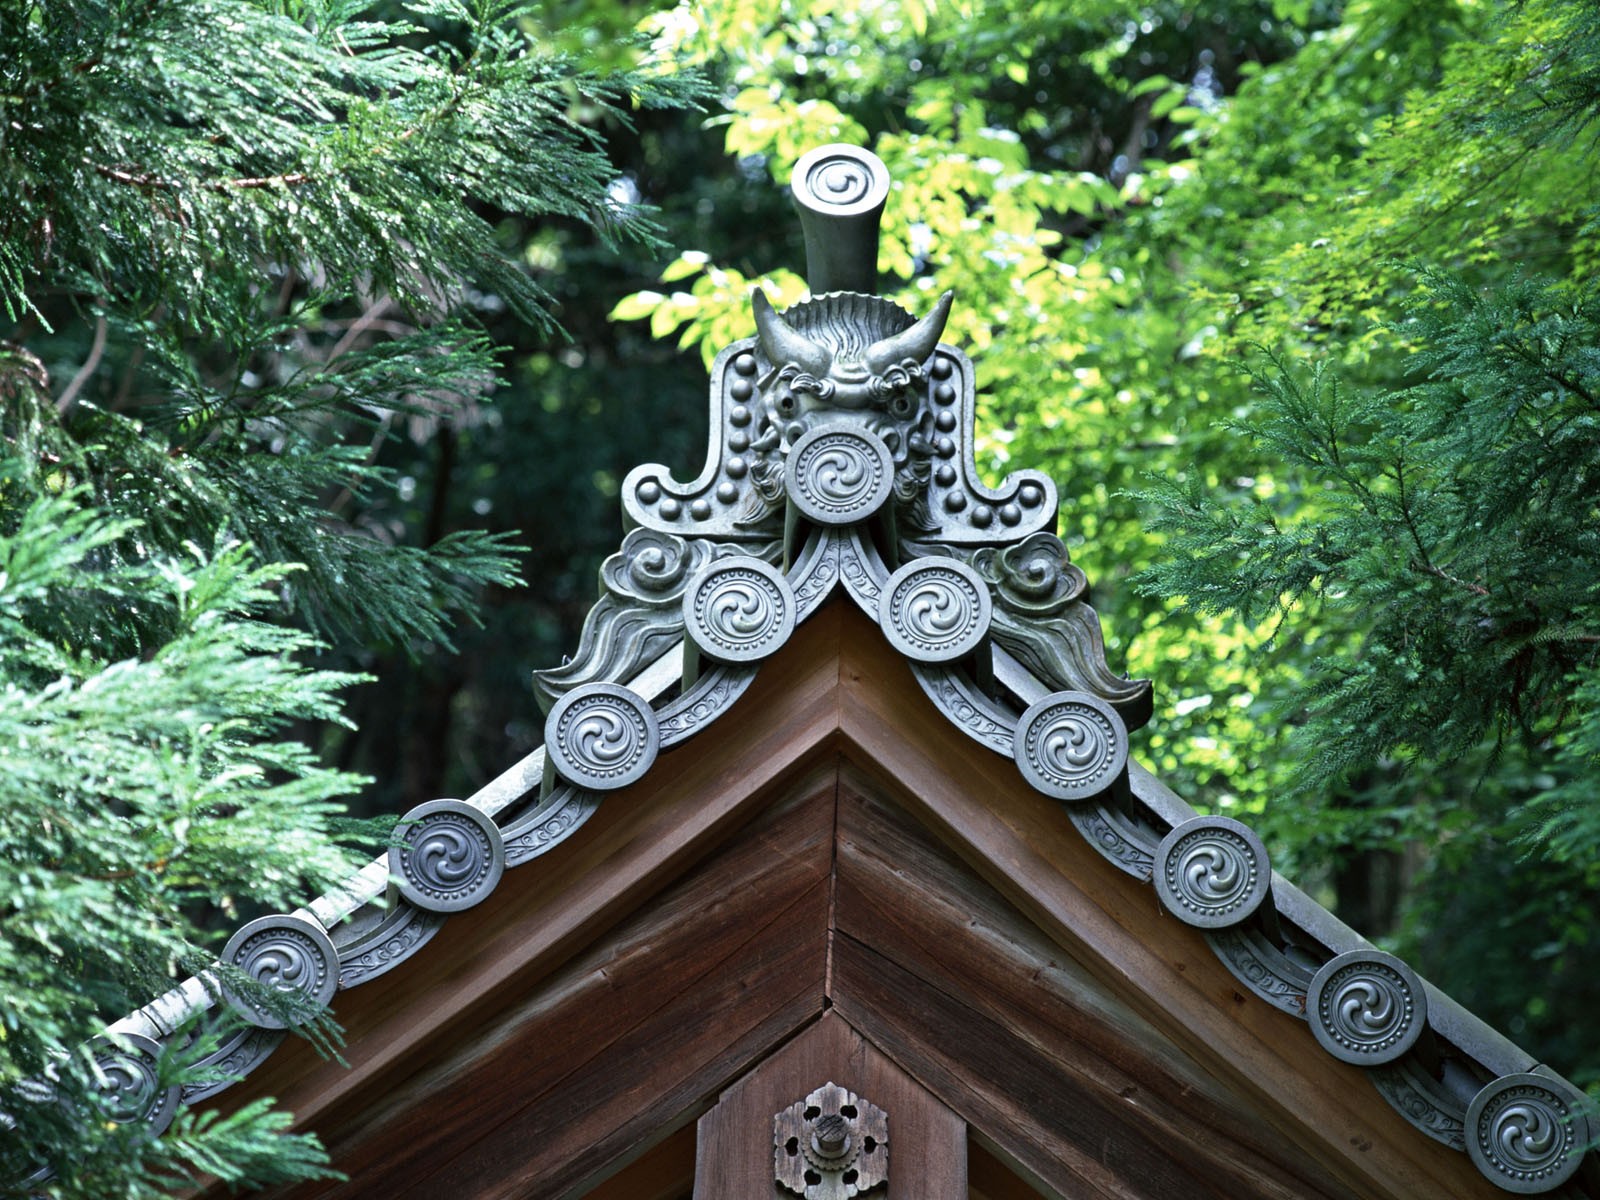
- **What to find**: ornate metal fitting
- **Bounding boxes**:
[1013,691,1128,802]
[1154,815,1271,929]
[619,152,1057,550]
[1466,1073,1595,1193]
[90,1033,181,1136]
[683,555,796,663]
[1306,949,1427,1065]
[543,681,660,791]
[879,556,992,663]
[221,913,340,1029]
[389,798,506,914]
[774,1082,888,1199]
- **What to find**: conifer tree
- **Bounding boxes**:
[0,0,701,1191]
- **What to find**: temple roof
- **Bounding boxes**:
[95,144,1596,1198]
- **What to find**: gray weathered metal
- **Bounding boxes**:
[774,1080,889,1199]
[790,143,891,295]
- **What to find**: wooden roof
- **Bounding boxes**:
[199,602,1574,1200]
[100,145,1594,1199]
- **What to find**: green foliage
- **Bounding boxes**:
[1,0,706,1190]
[1142,271,1600,820]
[0,463,365,1192]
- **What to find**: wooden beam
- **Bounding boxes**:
[247,760,838,1199]
[582,1124,697,1200]
[205,607,851,1166]
[831,766,1357,1200]
[826,604,1514,1200]
[694,1011,967,1200]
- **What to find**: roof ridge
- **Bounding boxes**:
[82,144,1595,1197]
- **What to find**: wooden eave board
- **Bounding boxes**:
[207,602,1516,1200]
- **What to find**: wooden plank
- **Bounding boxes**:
[832,768,1359,1200]
[694,1011,966,1200]
[205,606,851,1160]
[967,1139,1048,1200]
[582,1123,697,1200]
[827,604,1515,1200]
[260,763,837,1199]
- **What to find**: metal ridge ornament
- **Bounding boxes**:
[1306,949,1427,1065]
[879,557,992,663]
[1466,1073,1595,1193]
[1154,815,1271,929]
[543,682,659,791]
[221,913,340,1030]
[389,799,506,913]
[1013,691,1129,802]
[88,140,1592,1196]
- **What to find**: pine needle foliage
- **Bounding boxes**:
[1,0,706,647]
[0,455,369,1192]
[1,0,705,1190]
[1138,270,1600,856]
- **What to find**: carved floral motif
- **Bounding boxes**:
[774,1082,888,1199]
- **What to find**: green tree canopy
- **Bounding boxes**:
[0,0,702,1191]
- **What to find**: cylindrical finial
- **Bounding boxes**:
[791,144,890,296]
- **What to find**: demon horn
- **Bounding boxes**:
[752,289,833,378]
[865,290,953,373]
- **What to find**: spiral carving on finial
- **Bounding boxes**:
[1306,950,1426,1064]
[1012,692,1127,802]
[792,145,890,217]
[684,557,795,663]
[1155,816,1270,928]
[786,427,894,526]
[1466,1074,1590,1193]
[391,799,506,913]
[545,682,660,791]
[91,1034,180,1134]
[222,914,339,1029]
[880,558,992,662]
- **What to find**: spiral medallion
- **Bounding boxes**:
[1011,691,1128,802]
[1466,1074,1590,1193]
[222,914,339,1029]
[91,1034,180,1134]
[684,557,796,663]
[1154,816,1270,928]
[545,682,660,791]
[786,426,895,526]
[390,799,506,913]
[792,144,891,217]
[1306,950,1426,1064]
[880,558,992,663]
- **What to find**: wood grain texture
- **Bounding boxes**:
[967,1139,1049,1200]
[582,1124,696,1200]
[826,604,1520,1200]
[199,607,852,1180]
[245,758,836,1199]
[831,767,1361,1200]
[694,1011,966,1200]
